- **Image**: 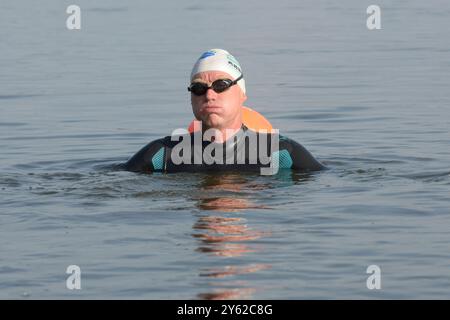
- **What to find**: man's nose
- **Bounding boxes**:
[205,87,218,100]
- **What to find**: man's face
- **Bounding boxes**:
[190,71,247,130]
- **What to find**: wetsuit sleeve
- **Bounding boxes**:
[124,138,167,173]
[279,136,325,171]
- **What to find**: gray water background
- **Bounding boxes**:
[1,0,449,299]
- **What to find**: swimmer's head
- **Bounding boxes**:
[190,49,246,94]
[189,49,247,133]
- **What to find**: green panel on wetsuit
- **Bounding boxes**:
[151,147,165,170]
[273,149,293,169]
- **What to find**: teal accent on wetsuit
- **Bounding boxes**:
[151,147,165,170]
[273,149,294,169]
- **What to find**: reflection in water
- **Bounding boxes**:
[193,216,267,257]
[199,264,272,278]
[196,197,257,211]
[191,173,273,300]
[197,288,256,300]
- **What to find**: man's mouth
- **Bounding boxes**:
[203,105,222,113]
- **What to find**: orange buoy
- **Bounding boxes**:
[188,106,273,133]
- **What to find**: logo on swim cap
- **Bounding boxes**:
[226,54,240,66]
[199,51,216,60]
[227,61,242,73]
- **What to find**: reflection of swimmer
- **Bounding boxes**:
[192,173,269,212]
[197,288,256,300]
[193,216,271,300]
[192,173,270,258]
[124,48,324,173]
[197,197,255,212]
[193,216,268,257]
[191,174,272,300]
[199,264,271,278]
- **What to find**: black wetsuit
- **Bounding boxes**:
[125,125,324,173]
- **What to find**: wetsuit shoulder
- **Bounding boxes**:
[124,136,171,173]
[278,135,325,171]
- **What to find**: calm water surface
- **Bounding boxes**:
[1,0,449,299]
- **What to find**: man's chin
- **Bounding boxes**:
[203,114,224,129]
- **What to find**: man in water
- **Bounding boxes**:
[125,49,324,174]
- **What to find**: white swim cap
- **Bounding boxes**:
[190,49,246,94]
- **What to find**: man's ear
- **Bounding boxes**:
[241,91,247,103]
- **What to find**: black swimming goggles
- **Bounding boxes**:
[188,74,243,96]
